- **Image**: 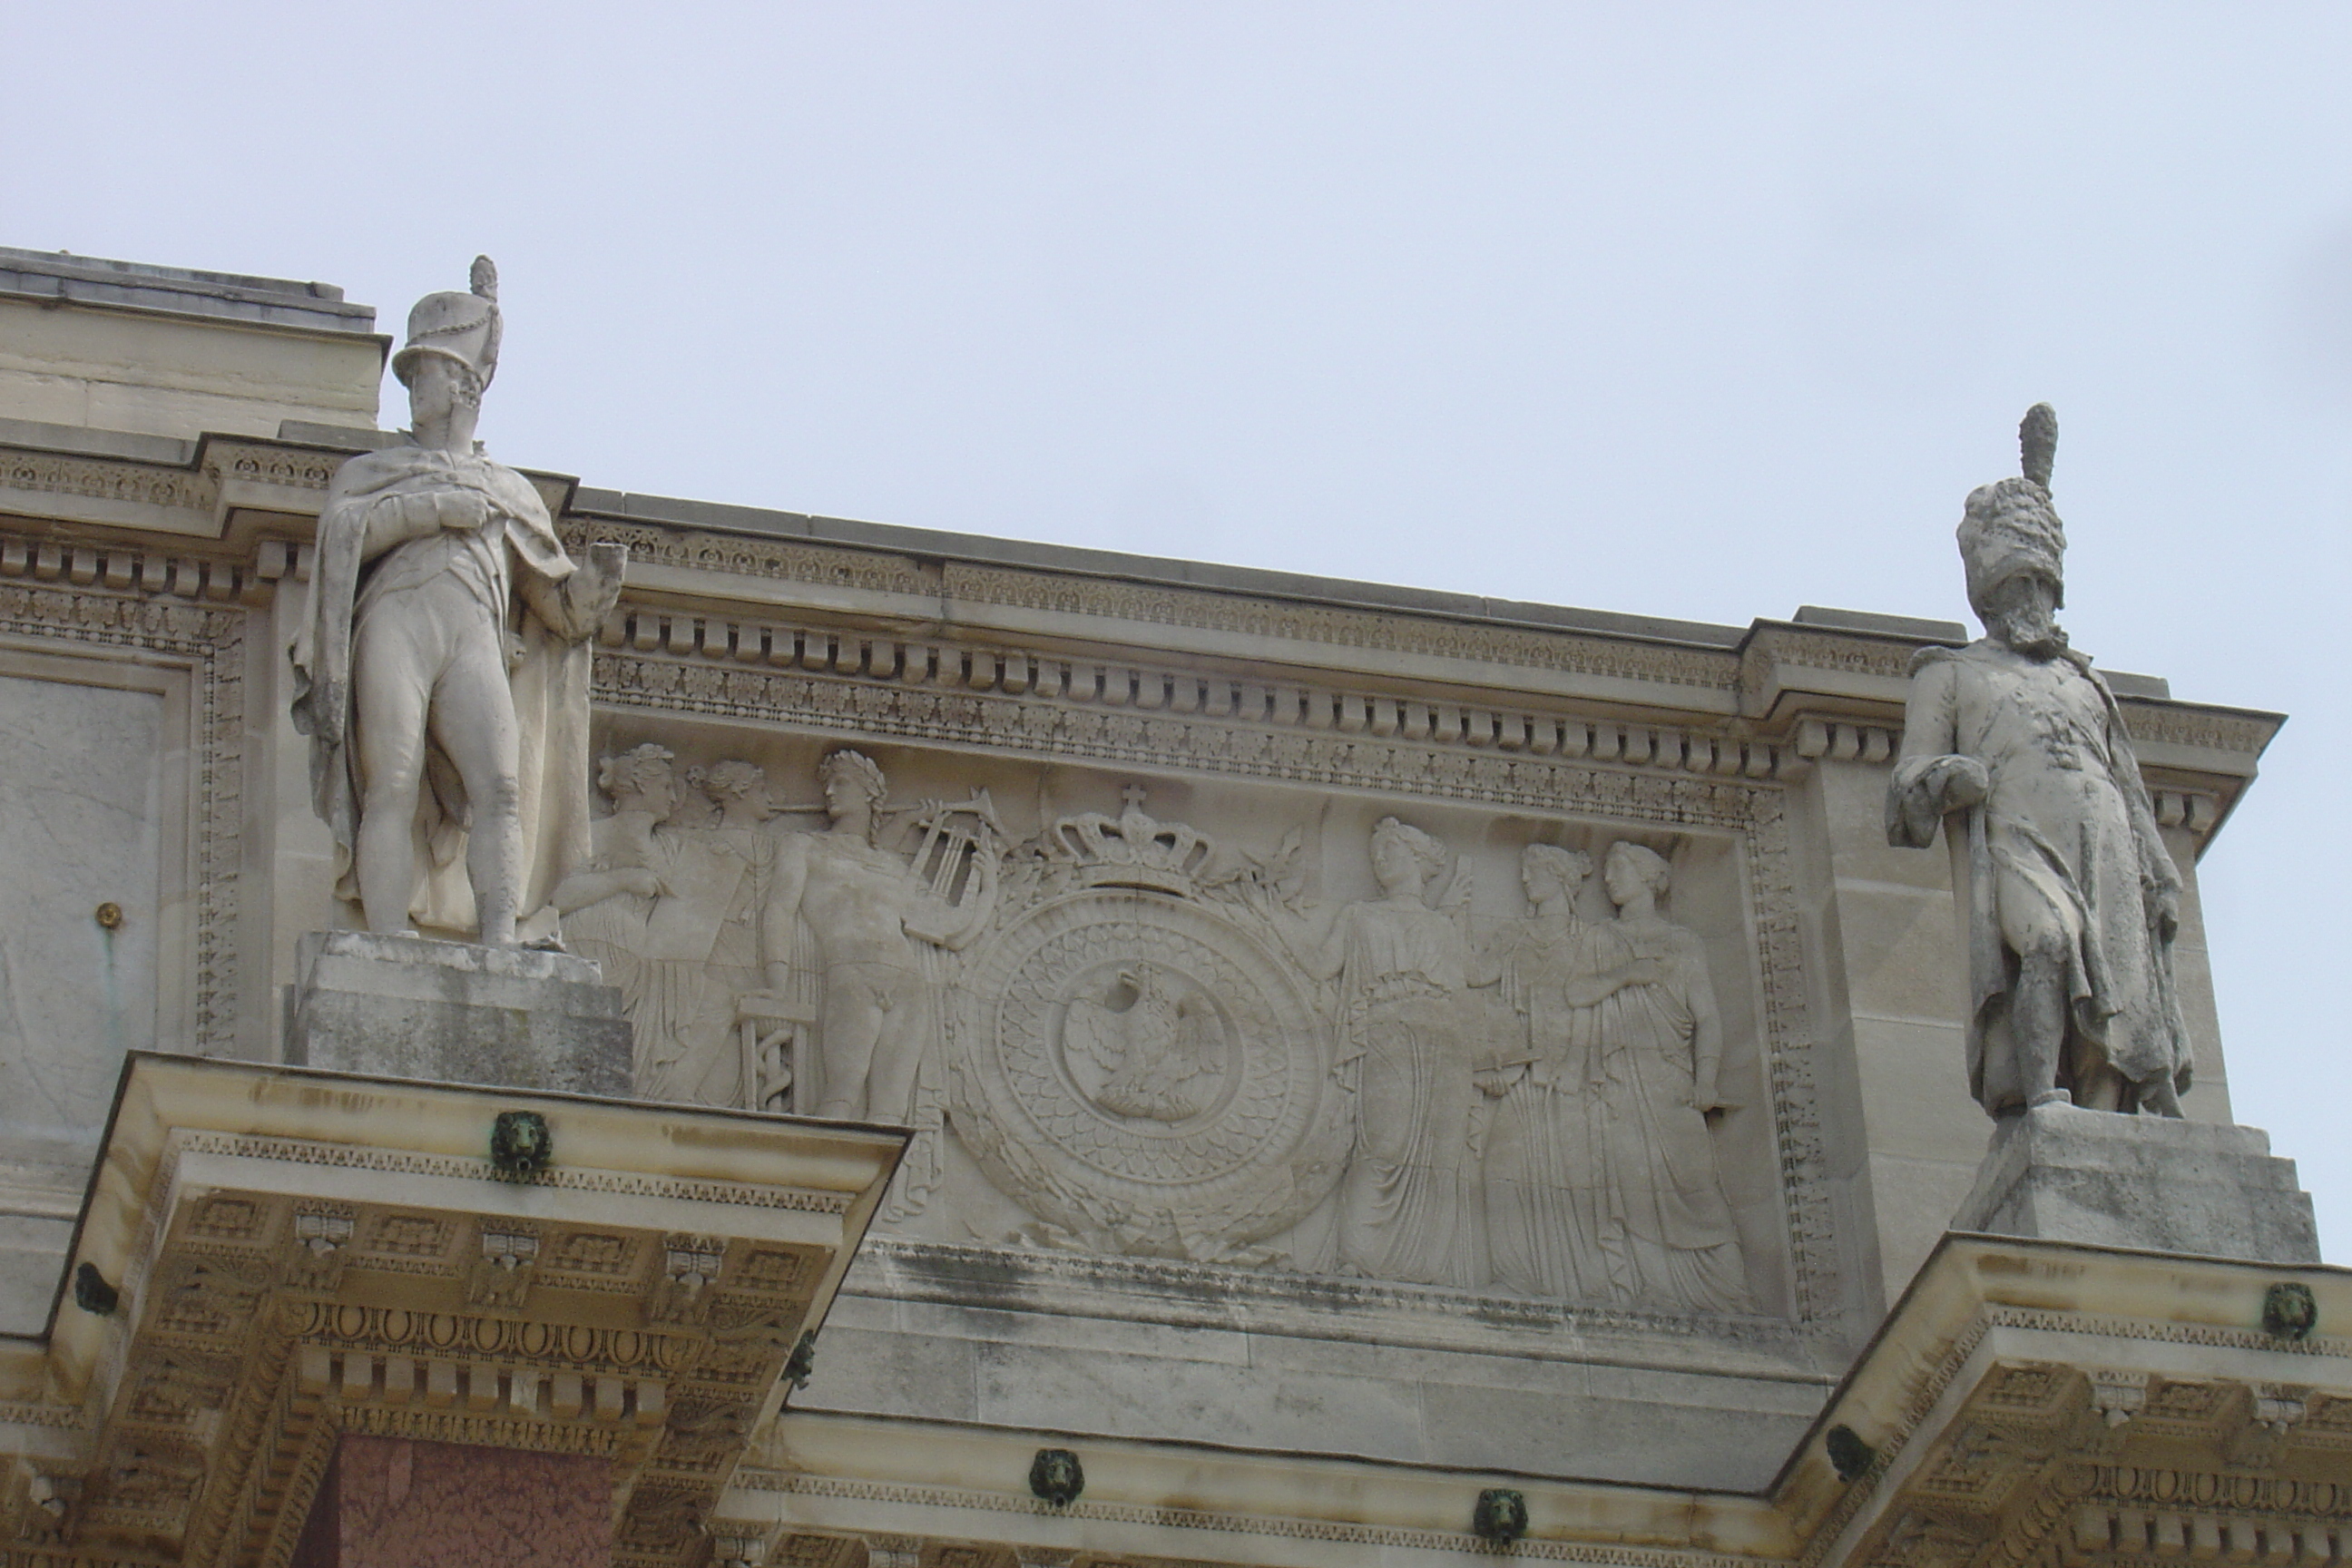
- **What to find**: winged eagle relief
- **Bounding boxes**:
[1062,964,1229,1122]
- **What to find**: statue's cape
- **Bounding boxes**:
[289,440,596,934]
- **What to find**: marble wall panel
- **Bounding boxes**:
[0,668,163,1220]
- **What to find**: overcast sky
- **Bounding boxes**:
[9,3,2351,1258]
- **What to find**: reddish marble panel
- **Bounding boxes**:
[291,1434,612,1568]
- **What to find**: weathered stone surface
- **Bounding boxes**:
[0,247,382,440]
[288,931,630,1095]
[0,671,162,1203]
[290,1436,612,1568]
[1951,1102,2319,1261]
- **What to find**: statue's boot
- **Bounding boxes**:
[2014,951,2072,1109]
[2134,1069,2185,1119]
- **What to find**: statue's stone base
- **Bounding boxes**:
[289,931,632,1096]
[1951,1102,2320,1263]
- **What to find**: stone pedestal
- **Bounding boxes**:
[289,930,632,1096]
[1951,1102,2321,1263]
[290,1436,610,1568]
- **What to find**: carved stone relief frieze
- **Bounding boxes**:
[572,648,1830,1323]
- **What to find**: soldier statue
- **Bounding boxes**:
[1886,405,2191,1117]
[290,259,625,946]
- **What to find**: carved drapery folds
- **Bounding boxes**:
[566,736,1771,1318]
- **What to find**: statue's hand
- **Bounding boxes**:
[434,489,494,532]
[2146,879,2183,943]
[1933,755,1991,810]
[574,542,628,617]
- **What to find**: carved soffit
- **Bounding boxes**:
[0,1054,904,1568]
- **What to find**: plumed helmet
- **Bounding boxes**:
[391,255,502,391]
[1956,404,2064,618]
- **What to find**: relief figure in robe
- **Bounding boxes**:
[763,750,997,1121]
[557,749,796,1105]
[637,760,782,1105]
[1478,846,1610,1299]
[1582,842,1751,1313]
[1886,406,2190,1116]
[1293,818,1491,1289]
[554,744,691,1097]
[289,258,623,945]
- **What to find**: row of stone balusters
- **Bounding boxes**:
[599,607,1801,777]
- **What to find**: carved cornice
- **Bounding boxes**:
[2117,700,2281,758]
[570,520,937,599]
[938,560,1741,691]
[594,626,1794,796]
[562,517,1747,696]
[0,448,215,519]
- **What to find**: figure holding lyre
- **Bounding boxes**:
[760,750,1000,1121]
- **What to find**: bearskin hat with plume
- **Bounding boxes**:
[1956,403,2065,619]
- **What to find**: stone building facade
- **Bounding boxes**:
[0,248,2342,1568]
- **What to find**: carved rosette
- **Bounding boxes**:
[949,889,1347,1257]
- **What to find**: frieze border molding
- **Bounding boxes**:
[591,603,1798,782]
[0,573,244,1052]
[170,1132,854,1216]
[594,647,1841,1328]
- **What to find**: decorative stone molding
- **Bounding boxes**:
[590,605,1795,782]
[0,448,216,531]
[564,518,1746,695]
